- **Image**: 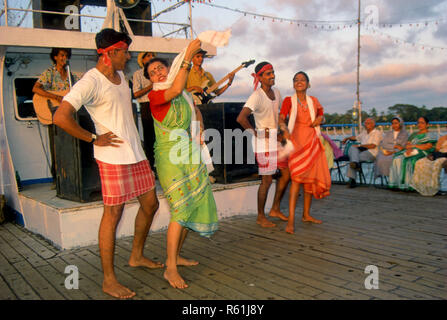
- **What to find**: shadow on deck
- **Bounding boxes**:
[0,185,446,300]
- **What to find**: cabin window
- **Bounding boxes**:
[13,77,38,121]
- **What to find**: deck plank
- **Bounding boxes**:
[113,244,254,300]
[116,238,274,299]
[2,223,57,259]
[11,259,65,300]
[36,257,90,300]
[0,274,17,300]
[1,184,445,300]
[0,248,40,300]
[0,227,48,268]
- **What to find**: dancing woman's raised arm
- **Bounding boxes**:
[164,39,202,102]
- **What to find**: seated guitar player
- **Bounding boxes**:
[32,47,80,186]
[186,49,234,104]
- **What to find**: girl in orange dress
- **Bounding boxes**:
[279,71,331,234]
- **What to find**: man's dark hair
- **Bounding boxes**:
[144,57,169,80]
[50,48,72,64]
[255,61,272,76]
[95,28,132,52]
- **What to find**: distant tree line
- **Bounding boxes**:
[324,104,447,124]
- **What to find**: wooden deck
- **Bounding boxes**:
[0,184,446,300]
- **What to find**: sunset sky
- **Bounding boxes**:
[152,0,447,115]
[3,0,446,114]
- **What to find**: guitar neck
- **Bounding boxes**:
[206,64,244,94]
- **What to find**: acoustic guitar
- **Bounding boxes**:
[32,89,68,125]
[191,59,255,105]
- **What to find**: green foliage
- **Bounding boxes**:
[324,104,447,124]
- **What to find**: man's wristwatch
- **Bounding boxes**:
[90,133,97,144]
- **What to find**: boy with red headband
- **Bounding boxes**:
[54,29,161,299]
[237,61,290,228]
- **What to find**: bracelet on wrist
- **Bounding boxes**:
[181,60,192,70]
[89,133,97,144]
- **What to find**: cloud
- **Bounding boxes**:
[372,0,446,23]
[305,60,447,112]
[187,0,447,114]
[297,52,332,70]
[434,21,447,40]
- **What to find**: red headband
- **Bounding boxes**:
[97,41,129,66]
[251,64,273,91]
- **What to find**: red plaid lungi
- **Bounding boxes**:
[96,159,155,206]
[255,151,288,175]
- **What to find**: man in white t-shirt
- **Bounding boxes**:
[53,29,161,299]
[237,61,290,228]
[342,117,383,188]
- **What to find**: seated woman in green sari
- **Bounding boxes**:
[146,39,218,289]
[388,116,435,190]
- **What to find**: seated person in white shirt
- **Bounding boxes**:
[342,118,383,188]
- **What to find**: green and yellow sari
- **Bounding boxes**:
[153,92,218,237]
[388,132,435,190]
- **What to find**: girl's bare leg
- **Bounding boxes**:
[286,182,300,234]
[302,192,322,224]
[164,221,188,289]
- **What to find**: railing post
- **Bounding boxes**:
[5,0,8,26]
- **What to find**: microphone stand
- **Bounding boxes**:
[66,63,73,89]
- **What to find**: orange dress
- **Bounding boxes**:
[280,96,331,199]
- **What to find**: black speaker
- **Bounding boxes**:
[121,1,152,36]
[198,102,258,184]
[33,0,80,30]
[54,107,102,202]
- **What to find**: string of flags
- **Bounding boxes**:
[369,28,447,51]
[370,18,446,29]
[154,0,446,51]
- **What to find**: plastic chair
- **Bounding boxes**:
[358,161,375,185]
[332,139,349,183]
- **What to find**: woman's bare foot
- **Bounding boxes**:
[103,279,136,299]
[177,256,199,266]
[302,216,322,224]
[164,268,188,289]
[269,209,289,221]
[256,216,276,228]
[128,256,164,269]
[285,223,295,234]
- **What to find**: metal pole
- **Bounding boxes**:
[5,0,8,26]
[188,0,193,39]
[357,0,362,131]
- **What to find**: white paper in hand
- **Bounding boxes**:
[198,29,232,47]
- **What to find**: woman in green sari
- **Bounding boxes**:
[388,116,435,190]
[146,39,218,289]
